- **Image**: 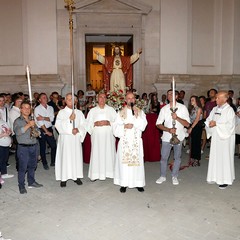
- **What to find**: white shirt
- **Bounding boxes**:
[0,119,12,146]
[9,106,21,134]
[156,102,190,142]
[34,104,54,128]
[0,106,10,124]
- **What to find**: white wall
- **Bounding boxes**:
[26,0,58,74]
[160,0,188,74]
[0,0,58,75]
[233,0,240,74]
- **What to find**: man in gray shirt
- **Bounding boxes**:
[14,101,43,194]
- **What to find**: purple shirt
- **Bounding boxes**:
[205,100,217,118]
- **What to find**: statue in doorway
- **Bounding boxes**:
[94,46,142,93]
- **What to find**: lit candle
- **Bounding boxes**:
[172,76,175,109]
[26,65,32,102]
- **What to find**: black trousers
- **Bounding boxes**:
[39,127,57,166]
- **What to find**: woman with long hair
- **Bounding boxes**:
[187,96,203,166]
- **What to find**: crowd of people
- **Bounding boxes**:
[0,86,239,193]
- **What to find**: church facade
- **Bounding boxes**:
[0,0,239,99]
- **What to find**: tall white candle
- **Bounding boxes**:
[172,76,175,109]
[26,65,32,102]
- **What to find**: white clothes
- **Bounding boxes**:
[86,105,117,180]
[0,107,10,125]
[113,108,147,188]
[9,106,20,134]
[55,107,86,181]
[0,119,11,147]
[156,102,190,142]
[205,103,235,185]
[34,104,54,128]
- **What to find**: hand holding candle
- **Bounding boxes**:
[26,65,33,102]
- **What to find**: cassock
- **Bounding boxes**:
[113,107,147,188]
[205,103,235,185]
[86,104,117,180]
[55,107,86,181]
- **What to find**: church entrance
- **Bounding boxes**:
[85,34,133,93]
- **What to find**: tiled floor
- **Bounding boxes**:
[1,148,240,240]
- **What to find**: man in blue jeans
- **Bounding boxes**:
[14,101,43,194]
[156,89,190,185]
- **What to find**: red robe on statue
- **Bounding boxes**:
[103,56,133,92]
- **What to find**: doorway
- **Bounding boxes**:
[85,34,133,93]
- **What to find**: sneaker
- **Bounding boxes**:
[19,187,27,194]
[1,174,14,179]
[219,184,228,190]
[156,176,166,184]
[172,177,179,185]
[186,149,190,154]
[28,182,43,188]
[6,163,11,167]
[201,150,204,154]
[0,178,4,184]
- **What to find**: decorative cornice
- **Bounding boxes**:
[74,0,152,14]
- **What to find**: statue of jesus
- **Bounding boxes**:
[94,46,142,93]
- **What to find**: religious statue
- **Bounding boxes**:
[94,46,142,92]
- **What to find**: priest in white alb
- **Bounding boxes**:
[205,91,235,190]
[86,92,117,181]
[113,92,147,193]
[55,93,86,187]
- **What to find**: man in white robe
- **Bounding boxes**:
[205,91,235,189]
[86,93,117,181]
[113,92,147,193]
[55,93,86,187]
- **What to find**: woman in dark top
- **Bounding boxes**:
[150,94,160,115]
[187,96,203,166]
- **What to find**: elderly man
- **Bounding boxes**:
[55,93,86,187]
[205,91,235,189]
[86,92,117,181]
[113,92,147,193]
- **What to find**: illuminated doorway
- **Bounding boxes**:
[85,34,133,93]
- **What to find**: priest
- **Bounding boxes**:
[113,92,147,193]
[86,92,117,181]
[55,93,86,187]
[205,91,235,189]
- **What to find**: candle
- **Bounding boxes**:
[172,76,175,109]
[26,65,32,102]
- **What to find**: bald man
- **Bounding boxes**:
[113,92,147,193]
[205,91,235,189]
